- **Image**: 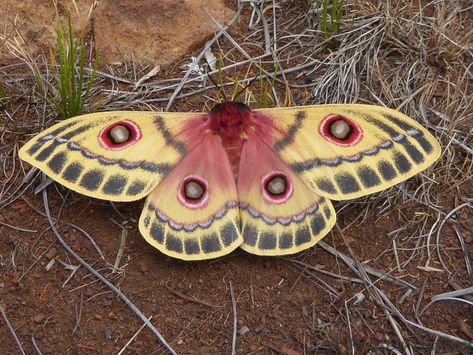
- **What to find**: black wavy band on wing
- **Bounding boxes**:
[274,111,306,152]
[143,201,241,255]
[290,127,427,173]
[145,201,239,232]
[239,199,320,226]
[27,117,182,174]
[154,116,187,155]
[67,141,170,173]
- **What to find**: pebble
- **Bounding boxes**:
[238,326,250,336]
[33,313,45,323]
[139,263,150,273]
[45,247,57,259]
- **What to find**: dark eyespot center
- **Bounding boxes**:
[329,119,351,139]
[265,176,287,196]
[184,180,205,200]
[108,125,131,144]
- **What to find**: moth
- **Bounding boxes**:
[20,102,441,260]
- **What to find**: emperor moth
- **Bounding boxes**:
[19,102,441,260]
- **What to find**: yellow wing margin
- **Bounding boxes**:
[256,104,441,200]
[19,111,201,202]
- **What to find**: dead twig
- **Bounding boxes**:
[117,316,153,355]
[113,227,127,272]
[0,302,26,355]
[318,241,416,290]
[229,280,237,355]
[165,282,218,308]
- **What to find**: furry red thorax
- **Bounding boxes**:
[207,102,274,179]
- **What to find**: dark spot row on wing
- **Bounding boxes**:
[150,222,164,243]
[313,151,415,196]
[80,169,104,190]
[279,233,293,249]
[382,113,433,154]
[365,114,432,160]
[323,206,331,219]
[394,152,412,173]
[26,120,80,155]
[311,214,326,235]
[48,153,148,196]
[62,162,83,182]
[295,226,311,246]
[335,173,360,194]
[242,210,328,250]
[144,213,239,256]
[378,161,397,180]
[103,175,128,195]
[127,180,147,196]
[315,179,337,194]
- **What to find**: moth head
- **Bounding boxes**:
[209,101,252,134]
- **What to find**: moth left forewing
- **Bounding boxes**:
[19,111,201,202]
[257,105,441,201]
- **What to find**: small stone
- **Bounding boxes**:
[238,326,250,336]
[139,263,150,273]
[33,313,45,323]
[45,247,57,259]
[281,345,301,355]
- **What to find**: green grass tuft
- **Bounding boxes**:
[258,62,279,108]
[50,10,97,119]
[318,0,344,42]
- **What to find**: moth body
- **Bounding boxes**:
[207,101,273,180]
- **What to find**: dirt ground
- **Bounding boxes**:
[1,1,472,354]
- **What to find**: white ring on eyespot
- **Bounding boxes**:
[261,171,293,204]
[177,175,209,209]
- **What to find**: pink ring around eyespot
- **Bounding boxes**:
[98,120,142,150]
[177,175,209,209]
[261,171,293,204]
[319,114,363,146]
